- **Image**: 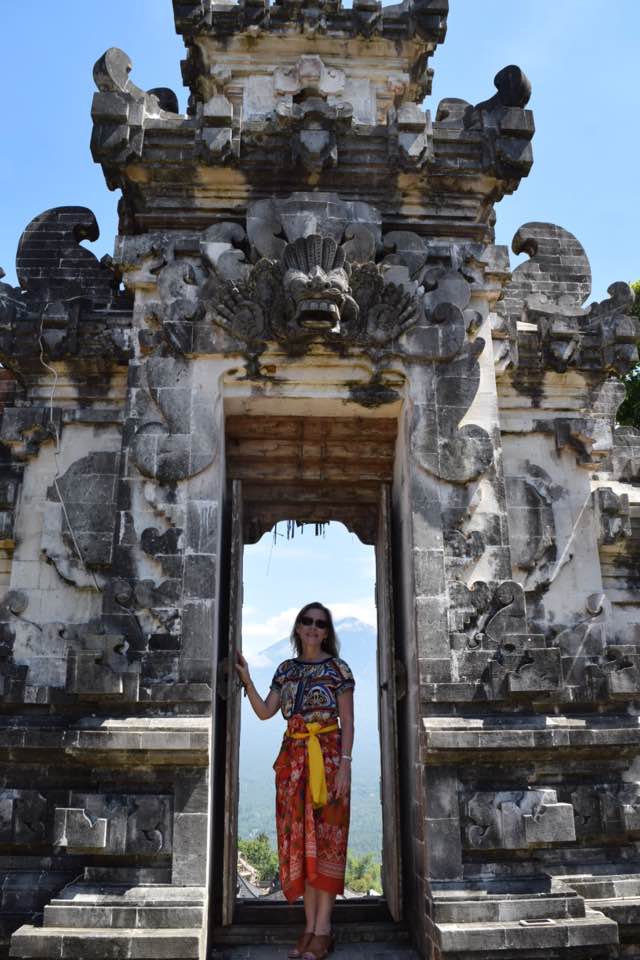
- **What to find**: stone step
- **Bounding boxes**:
[432,891,586,924]
[210,946,420,959]
[48,884,204,905]
[435,909,618,955]
[211,921,408,946]
[565,875,640,928]
[10,925,202,959]
[42,883,204,930]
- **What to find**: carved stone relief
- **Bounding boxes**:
[42,453,121,584]
[506,463,562,591]
[53,794,172,855]
[571,783,640,840]
[130,357,218,485]
[464,788,576,851]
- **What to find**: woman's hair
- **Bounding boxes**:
[291,602,339,658]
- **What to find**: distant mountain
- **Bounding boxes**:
[239,617,383,856]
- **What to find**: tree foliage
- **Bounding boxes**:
[616,280,640,427]
[345,851,381,894]
[238,833,279,882]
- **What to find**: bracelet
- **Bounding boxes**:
[243,680,254,697]
[341,754,352,761]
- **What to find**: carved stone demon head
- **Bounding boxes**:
[281,235,359,331]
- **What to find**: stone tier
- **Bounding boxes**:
[0,717,209,759]
[42,882,204,931]
[430,880,621,956]
[421,715,640,762]
[10,926,202,959]
[90,45,533,238]
[173,0,449,49]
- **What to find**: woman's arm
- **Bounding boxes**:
[335,689,354,798]
[235,652,281,720]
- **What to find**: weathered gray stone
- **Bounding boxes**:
[2,3,640,960]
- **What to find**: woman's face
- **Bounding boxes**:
[297,607,329,649]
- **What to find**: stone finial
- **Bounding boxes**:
[462,64,534,181]
[16,207,117,305]
[92,48,180,168]
[493,65,532,108]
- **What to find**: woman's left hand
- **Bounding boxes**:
[334,759,351,799]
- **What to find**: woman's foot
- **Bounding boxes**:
[288,931,314,958]
[302,932,335,960]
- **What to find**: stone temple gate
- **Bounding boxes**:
[2,2,640,958]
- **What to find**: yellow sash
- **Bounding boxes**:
[287,722,339,809]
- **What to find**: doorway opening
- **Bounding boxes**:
[211,414,402,940]
[237,522,382,901]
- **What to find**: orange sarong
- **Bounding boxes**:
[274,714,350,902]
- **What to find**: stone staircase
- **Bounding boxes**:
[10,880,204,959]
[430,881,618,957]
[557,874,640,956]
[12,875,634,959]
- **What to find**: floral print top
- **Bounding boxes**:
[270,656,355,723]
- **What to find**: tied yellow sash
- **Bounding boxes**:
[287,722,339,809]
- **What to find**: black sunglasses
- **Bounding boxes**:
[299,615,328,629]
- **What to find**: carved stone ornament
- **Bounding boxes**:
[281,235,357,329]
[497,221,640,378]
[199,194,495,369]
[0,206,131,380]
[115,193,496,486]
[464,788,576,851]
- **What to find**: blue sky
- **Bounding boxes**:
[243,525,376,660]
[1,2,638,648]
[1,2,638,297]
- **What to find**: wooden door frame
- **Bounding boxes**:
[210,479,403,935]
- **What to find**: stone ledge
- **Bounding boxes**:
[561,875,640,931]
[436,912,618,954]
[10,925,202,959]
[0,718,209,763]
[44,883,205,931]
[421,715,640,762]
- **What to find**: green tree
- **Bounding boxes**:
[345,852,381,894]
[616,280,640,428]
[238,832,279,882]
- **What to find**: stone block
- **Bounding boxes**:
[53,808,108,850]
[183,554,217,600]
[523,802,576,844]
[185,500,218,555]
[424,817,462,881]
[464,789,576,850]
[53,795,172,856]
[0,790,47,846]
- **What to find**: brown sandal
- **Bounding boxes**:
[288,932,314,958]
[302,933,335,960]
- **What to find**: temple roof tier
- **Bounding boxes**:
[91,47,534,242]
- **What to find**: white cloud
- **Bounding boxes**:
[328,599,377,629]
[242,607,299,657]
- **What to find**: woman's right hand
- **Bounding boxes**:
[235,651,251,688]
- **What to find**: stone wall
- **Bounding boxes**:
[2,2,640,959]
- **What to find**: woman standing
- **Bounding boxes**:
[236,602,355,960]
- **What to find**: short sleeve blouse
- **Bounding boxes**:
[270,656,355,723]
